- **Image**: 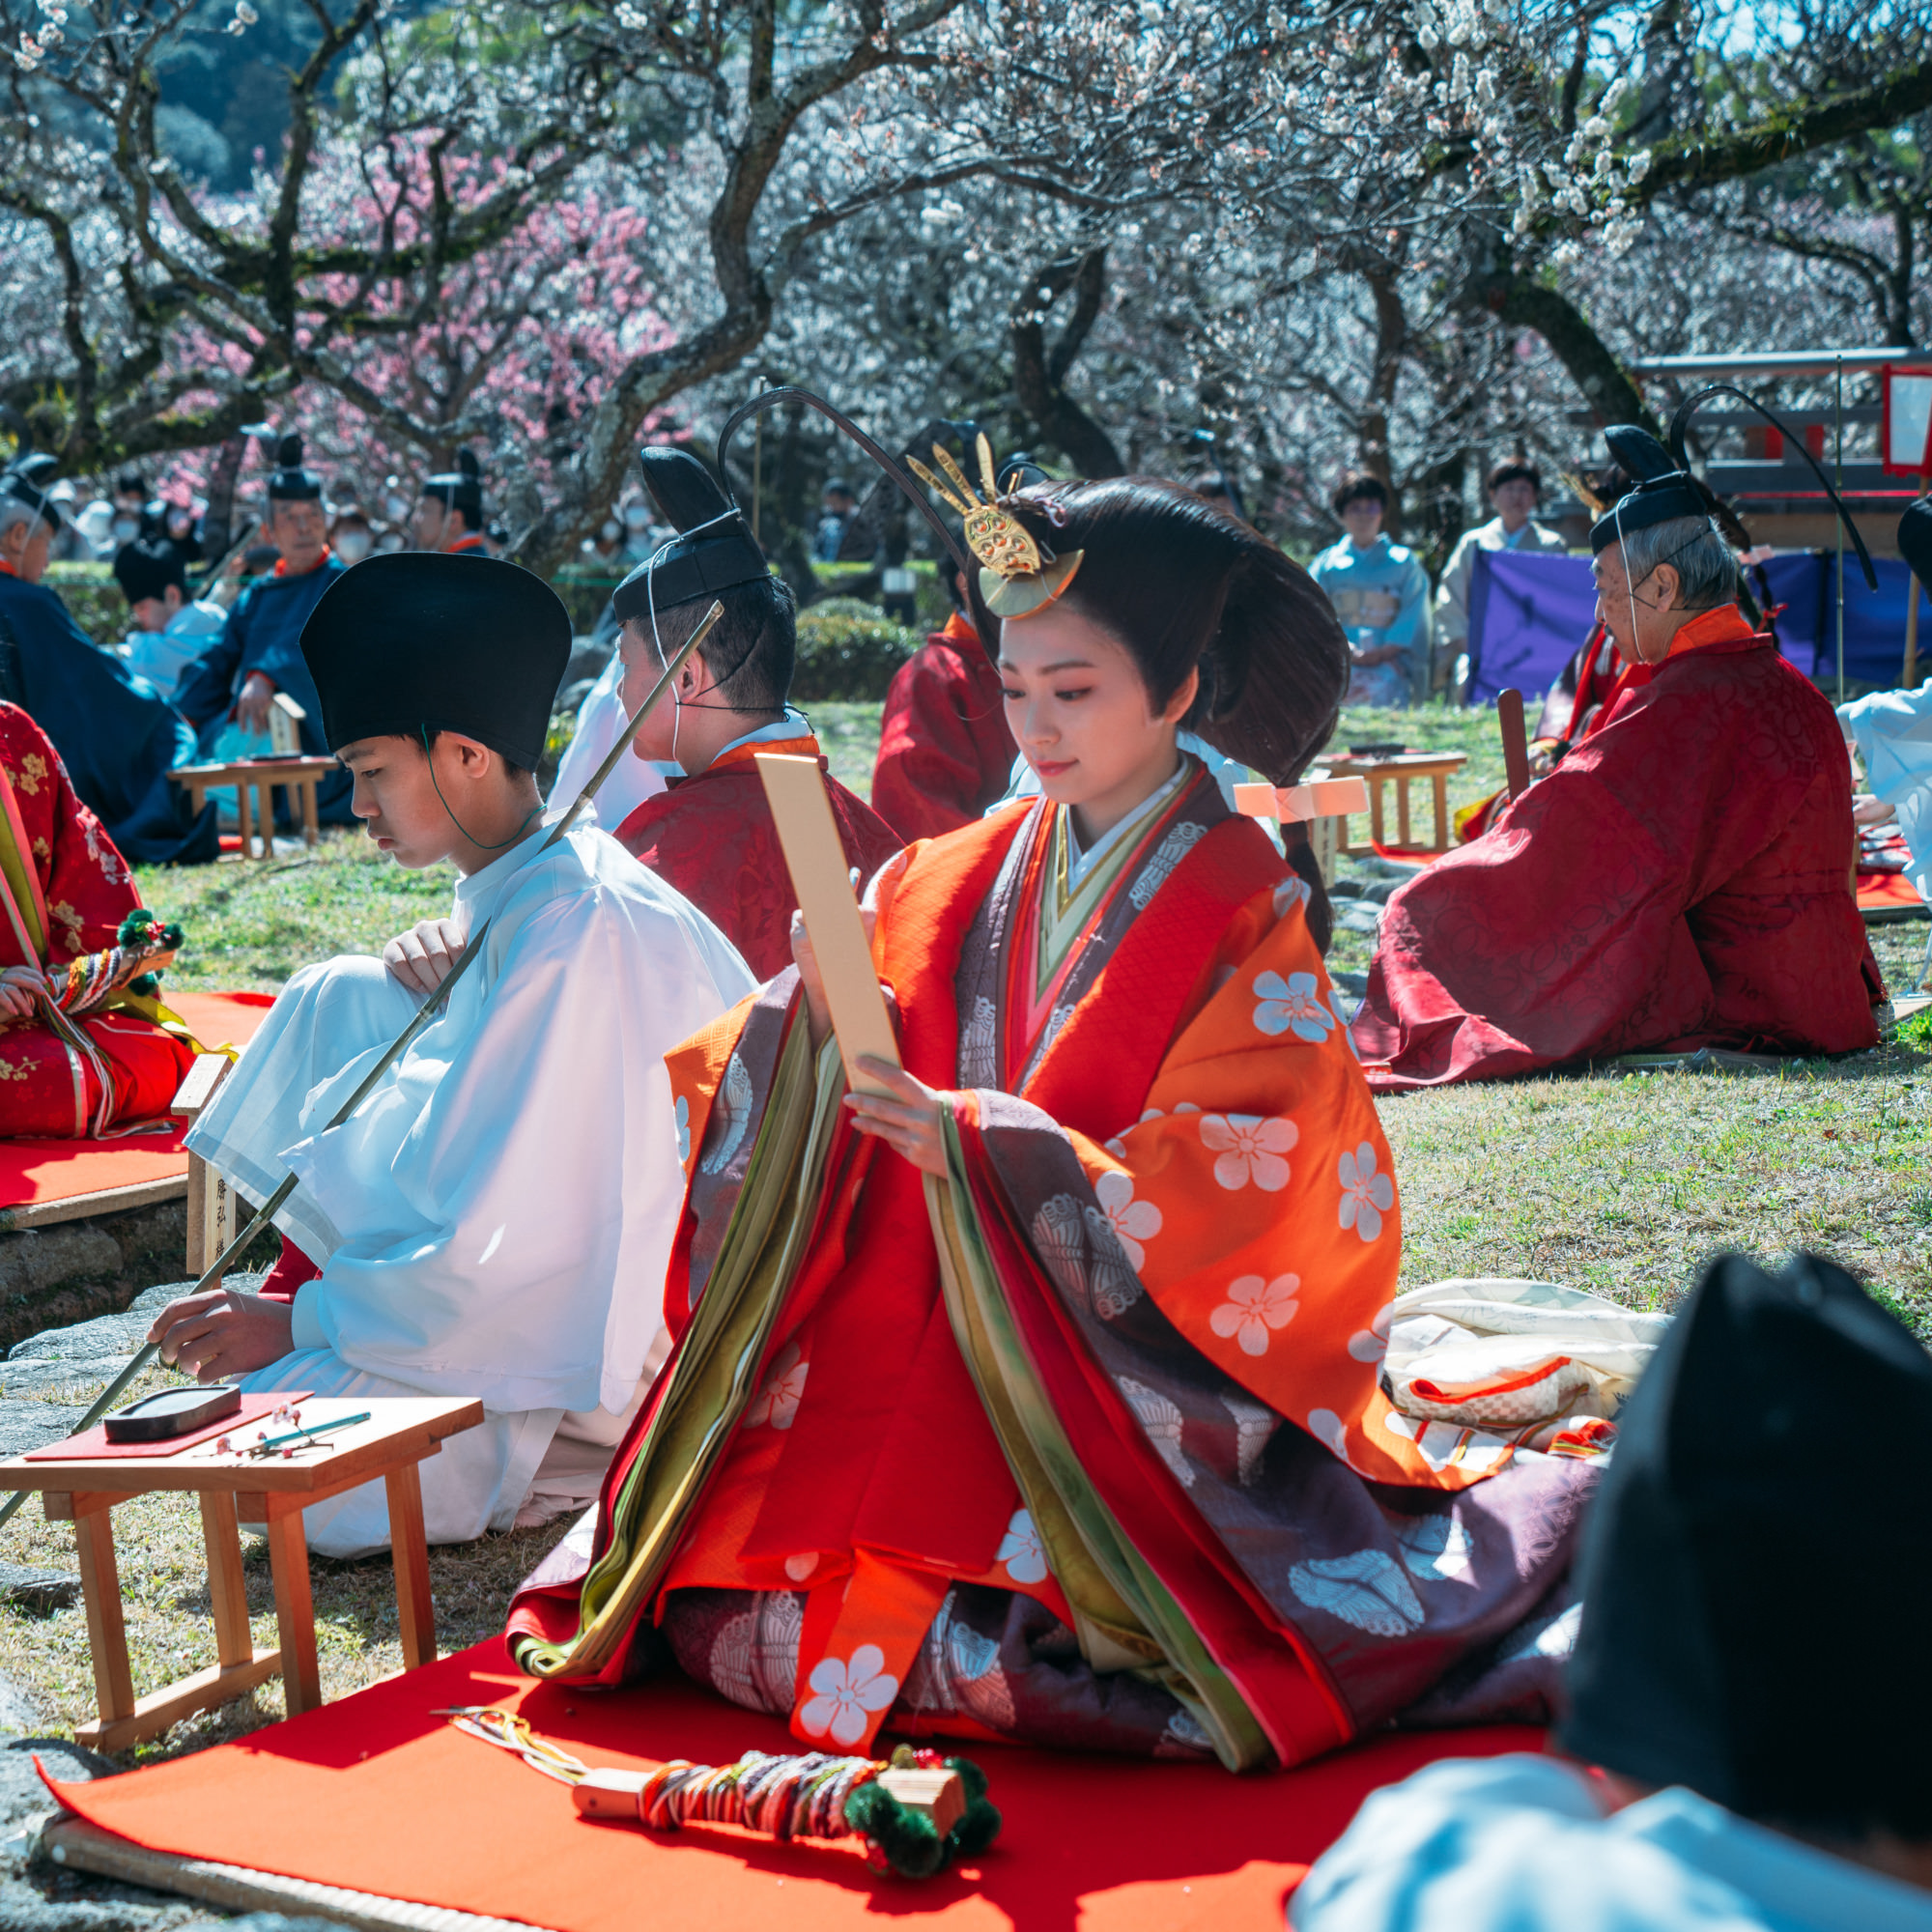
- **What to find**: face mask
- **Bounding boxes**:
[334,530,372,562]
[624,504,651,531]
[383,493,410,523]
[601,520,622,542]
[377,530,406,554]
[111,516,139,543]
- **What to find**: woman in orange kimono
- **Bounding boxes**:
[509,476,1600,1771]
[0,702,196,1136]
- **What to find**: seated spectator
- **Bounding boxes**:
[112,537,225,698]
[811,477,858,561]
[412,450,488,555]
[1433,459,1570,695]
[1292,1251,1932,1931]
[1309,475,1431,709]
[327,504,375,564]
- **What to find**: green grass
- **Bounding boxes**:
[3,695,1915,1751]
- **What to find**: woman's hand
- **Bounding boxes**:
[788,890,877,1050]
[384,918,467,994]
[236,671,277,734]
[148,1290,296,1383]
[843,1057,950,1176]
[0,965,43,1021]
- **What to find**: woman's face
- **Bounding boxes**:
[999,602,1196,838]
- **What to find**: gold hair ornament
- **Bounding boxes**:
[906,433,1084,619]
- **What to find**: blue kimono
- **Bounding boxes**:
[177,556,353,825]
[0,571,215,865]
[1310,534,1432,710]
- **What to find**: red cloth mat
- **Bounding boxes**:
[23,1389,311,1462]
[43,1641,1541,1932]
[0,992,271,1209]
[1857,869,1925,915]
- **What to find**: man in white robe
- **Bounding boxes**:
[148,553,753,1557]
[1432,459,1571,696]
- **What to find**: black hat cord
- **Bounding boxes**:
[418,724,543,854]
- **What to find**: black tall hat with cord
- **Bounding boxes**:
[267,433,324,504]
[422,448,484,526]
[1588,384,1878,595]
[0,448,65,533]
[611,446,772,625]
[298,552,569,771]
[1562,1250,1932,1838]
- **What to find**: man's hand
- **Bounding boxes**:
[236,671,276,733]
[384,918,467,994]
[147,1290,295,1383]
[842,1057,950,1177]
[0,965,42,1021]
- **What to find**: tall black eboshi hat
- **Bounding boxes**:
[1562,1251,1932,1837]
[611,446,772,625]
[298,552,568,770]
[422,447,485,525]
[268,433,324,503]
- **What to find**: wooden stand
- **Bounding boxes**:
[171,1053,234,1284]
[1315,751,1468,854]
[0,1396,482,1750]
[172,755,337,861]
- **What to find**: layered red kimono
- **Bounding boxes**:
[614,729,902,979]
[0,704,198,1136]
[870,613,1016,840]
[510,761,1597,1770]
[1354,609,1881,1091]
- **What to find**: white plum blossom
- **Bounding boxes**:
[673,1094,690,1164]
[1200,1112,1297,1192]
[1094,1168,1161,1268]
[1338,1143,1395,1242]
[1347,1303,1394,1364]
[1209,1272,1301,1356]
[747,1341,809,1430]
[1252,969,1336,1042]
[799,1645,899,1747]
[995,1507,1048,1584]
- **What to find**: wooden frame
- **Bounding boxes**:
[0,1396,482,1750]
[172,755,338,861]
[172,1053,234,1283]
[1316,752,1469,855]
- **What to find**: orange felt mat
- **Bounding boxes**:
[44,1642,1540,1932]
[1858,869,1925,916]
[0,991,271,1208]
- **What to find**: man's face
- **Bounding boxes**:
[338,734,463,868]
[824,489,855,518]
[1341,497,1384,546]
[1591,543,1681,664]
[2,520,51,583]
[1492,479,1538,528]
[269,498,329,572]
[412,497,449,551]
[128,585,183,633]
[617,616,686,763]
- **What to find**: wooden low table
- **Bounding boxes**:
[1319,751,1469,854]
[172,756,339,860]
[0,1395,483,1750]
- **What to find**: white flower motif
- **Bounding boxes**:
[1209,1273,1300,1356]
[1338,1143,1395,1242]
[1347,1304,1393,1364]
[1251,969,1337,1042]
[995,1507,1048,1585]
[673,1093,691,1165]
[783,1552,818,1582]
[1200,1113,1297,1192]
[1273,875,1312,919]
[799,1644,899,1747]
[746,1341,808,1430]
[1307,1407,1352,1465]
[1093,1169,1161,1268]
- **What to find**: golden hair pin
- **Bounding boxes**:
[907,432,1083,619]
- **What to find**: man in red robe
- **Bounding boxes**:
[609,446,901,978]
[1354,432,1880,1090]
[0,702,198,1136]
[870,554,1015,839]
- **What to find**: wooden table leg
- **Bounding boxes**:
[201,1491,253,1670]
[70,1499,135,1731]
[1432,772,1450,850]
[264,1507,322,1716]
[300,777,320,847]
[235,780,254,861]
[1367,775,1386,851]
[1395,775,1412,848]
[384,1463,437,1670]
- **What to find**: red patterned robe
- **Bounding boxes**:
[0,705,197,1135]
[870,612,1016,840]
[615,729,903,980]
[1353,608,1881,1090]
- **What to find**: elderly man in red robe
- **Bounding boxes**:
[870,552,1015,839]
[611,447,901,978]
[0,702,197,1136]
[1353,407,1882,1089]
